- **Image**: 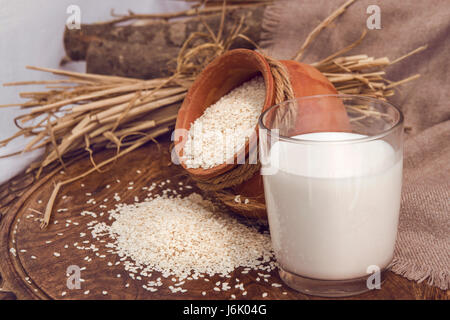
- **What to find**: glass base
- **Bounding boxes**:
[279,268,386,298]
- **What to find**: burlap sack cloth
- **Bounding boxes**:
[260,0,449,290]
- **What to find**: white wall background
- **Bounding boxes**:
[0,0,190,184]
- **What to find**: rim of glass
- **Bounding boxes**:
[258,94,404,144]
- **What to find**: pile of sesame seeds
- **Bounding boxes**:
[182,76,265,169]
[88,191,276,294]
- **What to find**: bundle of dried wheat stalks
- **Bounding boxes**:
[0,0,425,228]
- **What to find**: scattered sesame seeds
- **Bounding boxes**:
[38,185,281,297]
[262,292,268,298]
[271,283,282,287]
[84,290,90,295]
[53,252,61,257]
[102,291,108,295]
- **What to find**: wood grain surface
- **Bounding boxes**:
[0,136,448,300]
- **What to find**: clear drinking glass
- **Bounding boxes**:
[258,95,403,297]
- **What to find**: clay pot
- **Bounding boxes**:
[174,49,349,218]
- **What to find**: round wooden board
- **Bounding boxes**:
[0,139,447,300]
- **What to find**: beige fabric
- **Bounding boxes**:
[260,0,450,289]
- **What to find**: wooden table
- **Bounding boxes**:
[0,138,447,300]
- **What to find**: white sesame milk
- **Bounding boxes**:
[263,132,403,280]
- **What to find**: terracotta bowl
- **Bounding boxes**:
[175,49,275,179]
[174,49,349,218]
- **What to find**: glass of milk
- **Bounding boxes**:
[259,95,403,297]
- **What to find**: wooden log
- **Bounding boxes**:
[63,6,265,79]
